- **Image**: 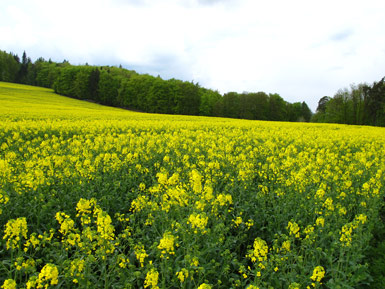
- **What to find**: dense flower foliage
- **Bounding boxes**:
[1,82,385,288]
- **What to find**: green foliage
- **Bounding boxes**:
[119,74,156,111]
[253,92,269,120]
[268,93,287,121]
[73,66,93,100]
[199,88,222,116]
[53,66,79,96]
[171,79,201,115]
[88,68,100,100]
[239,93,259,120]
[0,49,314,122]
[212,97,224,117]
[286,102,303,122]
[301,102,312,122]
[313,79,385,127]
[148,77,173,113]
[35,61,61,88]
[223,92,240,118]
[98,69,120,106]
[363,77,385,126]
[0,50,20,82]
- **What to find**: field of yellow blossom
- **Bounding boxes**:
[0,81,384,289]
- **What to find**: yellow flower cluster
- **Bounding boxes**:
[14,256,36,272]
[1,82,385,288]
[176,268,189,282]
[322,197,334,214]
[190,169,203,194]
[215,193,233,206]
[188,212,208,234]
[118,254,130,268]
[340,214,368,247]
[134,244,149,267]
[57,199,116,256]
[3,217,28,249]
[76,198,95,216]
[310,265,325,282]
[55,212,75,235]
[34,264,59,289]
[315,217,324,227]
[96,209,115,241]
[69,259,85,283]
[144,268,159,289]
[1,279,16,289]
[157,231,176,258]
[0,189,9,215]
[281,240,291,252]
[232,216,243,227]
[247,237,268,263]
[287,221,300,238]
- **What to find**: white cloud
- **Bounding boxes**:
[1,0,385,111]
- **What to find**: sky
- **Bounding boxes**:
[1,0,385,112]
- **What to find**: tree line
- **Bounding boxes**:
[312,78,385,126]
[0,50,313,121]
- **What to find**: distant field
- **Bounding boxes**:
[0,81,143,120]
[0,81,384,288]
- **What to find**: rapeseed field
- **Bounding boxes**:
[0,82,384,288]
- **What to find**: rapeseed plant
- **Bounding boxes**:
[3,217,28,249]
[1,82,385,288]
[310,266,325,282]
[144,268,159,289]
[1,279,16,289]
[36,264,59,288]
[157,231,176,258]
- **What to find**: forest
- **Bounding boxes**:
[312,80,385,126]
[0,50,312,122]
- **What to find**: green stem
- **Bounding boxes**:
[162,259,166,289]
[104,257,108,289]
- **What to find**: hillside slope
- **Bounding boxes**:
[0,81,140,120]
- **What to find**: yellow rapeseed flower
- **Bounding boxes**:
[188,212,208,233]
[1,279,16,289]
[310,266,325,282]
[36,263,59,288]
[55,212,74,236]
[282,240,291,252]
[287,221,300,238]
[69,258,85,282]
[3,217,28,249]
[176,268,189,282]
[0,189,9,215]
[96,210,115,240]
[232,216,243,227]
[157,231,176,258]
[144,268,159,289]
[76,198,96,215]
[134,244,148,267]
[315,217,325,227]
[190,170,202,194]
[247,237,268,263]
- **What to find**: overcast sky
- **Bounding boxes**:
[1,0,385,111]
